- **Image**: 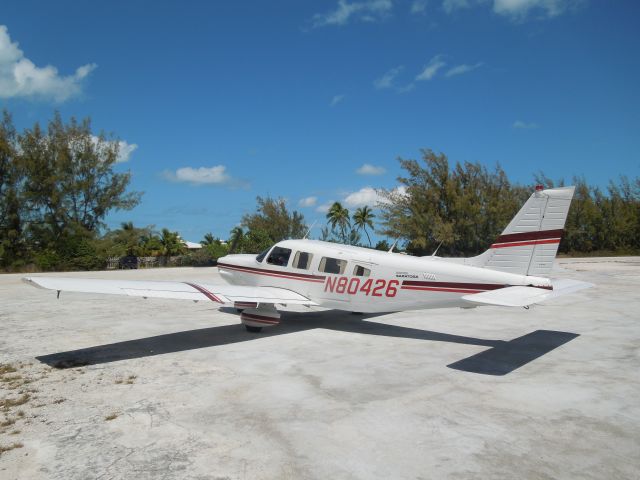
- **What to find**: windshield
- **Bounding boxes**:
[255,246,272,263]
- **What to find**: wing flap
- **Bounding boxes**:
[22,277,316,306]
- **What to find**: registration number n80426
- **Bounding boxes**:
[324,277,399,297]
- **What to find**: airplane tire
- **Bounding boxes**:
[245,325,263,333]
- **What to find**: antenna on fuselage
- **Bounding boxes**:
[388,239,399,253]
[431,240,443,257]
[303,220,317,240]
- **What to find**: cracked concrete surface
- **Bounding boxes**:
[0,258,638,479]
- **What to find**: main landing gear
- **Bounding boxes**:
[235,302,280,333]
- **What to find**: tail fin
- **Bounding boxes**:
[470,186,575,276]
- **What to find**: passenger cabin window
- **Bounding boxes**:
[256,247,271,263]
[266,247,291,267]
[353,265,371,277]
[292,251,313,270]
[319,257,347,275]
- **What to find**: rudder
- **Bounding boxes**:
[470,186,574,276]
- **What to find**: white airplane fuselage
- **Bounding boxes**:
[217,239,552,313]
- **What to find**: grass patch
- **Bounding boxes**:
[0,364,17,376]
[104,413,119,421]
[1,417,16,427]
[125,375,137,384]
[9,429,20,435]
[1,393,30,411]
[0,442,24,455]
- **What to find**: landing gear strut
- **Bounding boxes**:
[245,325,263,333]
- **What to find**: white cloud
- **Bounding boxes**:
[344,187,382,208]
[513,120,539,129]
[0,25,96,102]
[445,62,483,77]
[374,65,403,89]
[164,166,232,185]
[343,185,407,208]
[115,140,138,163]
[416,55,446,81]
[411,0,429,14]
[311,0,393,28]
[90,136,138,163]
[493,0,573,19]
[316,203,333,213]
[442,0,578,19]
[357,163,386,175]
[330,94,346,107]
[299,196,318,207]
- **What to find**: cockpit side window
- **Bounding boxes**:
[353,265,371,277]
[319,257,347,274]
[292,251,313,270]
[256,247,271,263]
[266,247,292,267]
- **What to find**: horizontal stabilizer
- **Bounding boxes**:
[22,276,317,306]
[462,279,593,307]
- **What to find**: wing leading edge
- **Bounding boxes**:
[22,276,317,306]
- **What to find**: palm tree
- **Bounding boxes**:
[353,206,376,247]
[229,226,244,253]
[160,228,185,256]
[201,232,216,246]
[326,202,350,243]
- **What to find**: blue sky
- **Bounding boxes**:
[1,0,638,243]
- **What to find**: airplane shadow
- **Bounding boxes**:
[35,310,579,376]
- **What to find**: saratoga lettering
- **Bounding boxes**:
[324,277,399,297]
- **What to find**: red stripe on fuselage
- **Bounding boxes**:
[217,262,326,283]
[402,280,507,290]
[401,286,487,294]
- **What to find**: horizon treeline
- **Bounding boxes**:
[2,111,639,272]
[378,150,640,256]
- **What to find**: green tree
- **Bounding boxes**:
[243,229,273,253]
[241,196,306,242]
[229,226,245,253]
[159,228,185,256]
[353,206,376,247]
[378,149,528,256]
[326,202,351,244]
[375,239,391,251]
[0,111,24,267]
[201,232,216,246]
[18,112,141,263]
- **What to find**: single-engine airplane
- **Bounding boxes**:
[24,185,592,332]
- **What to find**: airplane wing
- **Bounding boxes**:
[22,276,317,306]
[461,279,593,308]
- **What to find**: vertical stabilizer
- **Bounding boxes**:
[470,186,575,276]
